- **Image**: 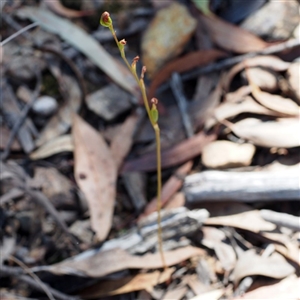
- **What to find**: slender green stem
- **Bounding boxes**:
[154,124,166,268]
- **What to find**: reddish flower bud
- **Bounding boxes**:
[100,12,112,27]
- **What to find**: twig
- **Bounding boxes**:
[0,21,39,46]
[1,72,42,161]
[9,255,55,300]
[158,39,300,94]
[1,265,80,300]
[260,210,300,231]
[170,72,194,138]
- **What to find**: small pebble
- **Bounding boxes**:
[32,96,58,116]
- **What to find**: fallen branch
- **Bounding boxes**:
[184,169,300,203]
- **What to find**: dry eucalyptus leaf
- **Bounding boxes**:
[247,70,299,116]
[16,7,138,96]
[30,135,73,160]
[245,67,278,92]
[205,96,281,129]
[199,13,268,53]
[80,268,174,298]
[142,2,197,77]
[37,246,204,277]
[286,61,300,103]
[223,56,290,91]
[233,250,295,284]
[72,114,117,241]
[201,140,255,168]
[190,289,224,300]
[230,117,300,148]
[205,210,276,233]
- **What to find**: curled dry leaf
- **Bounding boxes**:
[245,67,278,92]
[205,96,281,129]
[233,250,295,284]
[223,56,291,91]
[30,135,73,160]
[72,114,117,241]
[286,61,300,103]
[198,13,268,53]
[205,210,276,233]
[246,68,299,116]
[229,117,300,148]
[43,0,94,18]
[37,246,204,277]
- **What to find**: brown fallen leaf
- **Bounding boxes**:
[199,13,268,53]
[141,161,192,217]
[72,114,117,241]
[232,250,295,284]
[121,131,216,173]
[42,246,205,277]
[223,56,291,91]
[80,268,174,298]
[247,71,299,116]
[43,0,94,18]
[148,49,227,99]
[229,117,300,148]
[110,111,139,171]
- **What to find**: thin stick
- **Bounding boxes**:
[0,21,39,46]
[9,255,55,300]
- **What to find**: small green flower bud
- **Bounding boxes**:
[100,12,112,27]
[131,56,139,72]
[150,98,159,124]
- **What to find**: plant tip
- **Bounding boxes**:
[151,98,158,105]
[119,39,126,45]
[100,11,112,27]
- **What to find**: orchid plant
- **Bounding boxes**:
[100,12,166,268]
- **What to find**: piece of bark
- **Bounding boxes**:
[184,169,300,203]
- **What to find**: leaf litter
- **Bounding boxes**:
[2,0,300,299]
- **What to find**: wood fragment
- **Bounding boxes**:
[185,169,300,203]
